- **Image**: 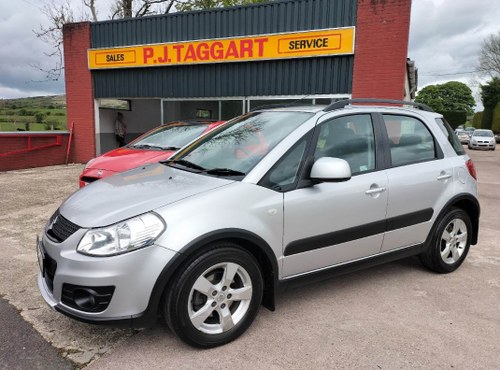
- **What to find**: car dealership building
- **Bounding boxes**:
[62,0,416,164]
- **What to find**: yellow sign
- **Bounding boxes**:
[88,27,355,70]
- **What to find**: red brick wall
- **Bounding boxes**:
[352,0,412,100]
[0,134,69,171]
[63,22,95,164]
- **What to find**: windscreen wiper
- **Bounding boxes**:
[130,144,164,150]
[162,159,206,171]
[161,146,180,151]
[204,168,246,176]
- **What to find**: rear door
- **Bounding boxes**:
[379,113,454,252]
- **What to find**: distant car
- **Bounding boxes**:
[464,127,475,137]
[468,129,496,151]
[495,133,500,143]
[455,129,470,144]
[79,120,225,187]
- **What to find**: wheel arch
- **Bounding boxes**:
[148,229,279,322]
[435,194,480,245]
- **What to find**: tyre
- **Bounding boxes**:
[164,243,263,348]
[421,208,472,273]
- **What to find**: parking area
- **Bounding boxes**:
[0,148,499,369]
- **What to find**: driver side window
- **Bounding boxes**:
[314,114,375,175]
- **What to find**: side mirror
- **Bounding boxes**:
[310,157,351,183]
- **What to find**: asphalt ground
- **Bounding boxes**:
[0,148,499,369]
[0,297,73,370]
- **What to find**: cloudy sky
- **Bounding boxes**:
[1,0,499,110]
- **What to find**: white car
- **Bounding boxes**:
[468,129,496,150]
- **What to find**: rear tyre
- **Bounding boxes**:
[164,243,263,348]
[420,208,472,273]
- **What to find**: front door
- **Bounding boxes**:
[281,114,389,278]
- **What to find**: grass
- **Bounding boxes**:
[0,95,67,132]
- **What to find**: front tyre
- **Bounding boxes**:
[421,208,472,273]
[164,244,263,348]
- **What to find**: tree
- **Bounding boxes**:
[492,102,500,133]
[478,31,500,77]
[36,0,266,80]
[34,0,97,81]
[472,111,483,128]
[34,112,47,124]
[110,0,177,19]
[177,0,268,12]
[415,81,475,115]
[480,77,500,129]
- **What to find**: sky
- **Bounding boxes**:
[1,0,499,111]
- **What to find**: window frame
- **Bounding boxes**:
[258,130,314,192]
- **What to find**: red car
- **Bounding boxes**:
[79,120,225,187]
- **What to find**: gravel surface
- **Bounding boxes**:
[0,149,499,369]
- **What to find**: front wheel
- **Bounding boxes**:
[420,208,472,273]
[164,244,263,348]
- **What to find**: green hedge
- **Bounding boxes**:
[472,112,483,128]
[493,102,500,133]
[442,111,467,129]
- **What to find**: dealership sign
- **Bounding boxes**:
[88,27,355,70]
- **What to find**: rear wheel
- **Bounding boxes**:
[421,208,472,273]
[164,244,263,348]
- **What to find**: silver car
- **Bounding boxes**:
[468,129,496,151]
[38,99,480,348]
[455,129,470,144]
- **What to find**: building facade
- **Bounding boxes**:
[63,0,414,163]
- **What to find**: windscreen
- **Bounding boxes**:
[170,111,313,175]
[130,124,209,150]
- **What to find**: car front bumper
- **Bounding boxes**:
[469,141,495,150]
[37,229,178,326]
[79,168,118,187]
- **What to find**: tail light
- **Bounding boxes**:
[466,159,477,180]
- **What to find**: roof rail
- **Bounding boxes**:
[323,99,434,113]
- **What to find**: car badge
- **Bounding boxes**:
[97,169,104,176]
[49,215,59,231]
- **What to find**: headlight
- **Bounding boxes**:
[84,158,97,169]
[77,212,165,256]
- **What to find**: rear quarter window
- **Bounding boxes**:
[435,118,465,155]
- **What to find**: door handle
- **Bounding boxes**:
[365,186,386,195]
[437,172,452,181]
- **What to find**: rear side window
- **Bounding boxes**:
[383,115,437,167]
[435,118,466,155]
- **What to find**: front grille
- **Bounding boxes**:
[43,252,57,293]
[62,284,115,313]
[46,210,80,243]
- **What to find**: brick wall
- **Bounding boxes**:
[63,22,95,164]
[352,0,412,100]
[0,133,69,171]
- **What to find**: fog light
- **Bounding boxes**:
[62,283,115,312]
[73,288,97,310]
